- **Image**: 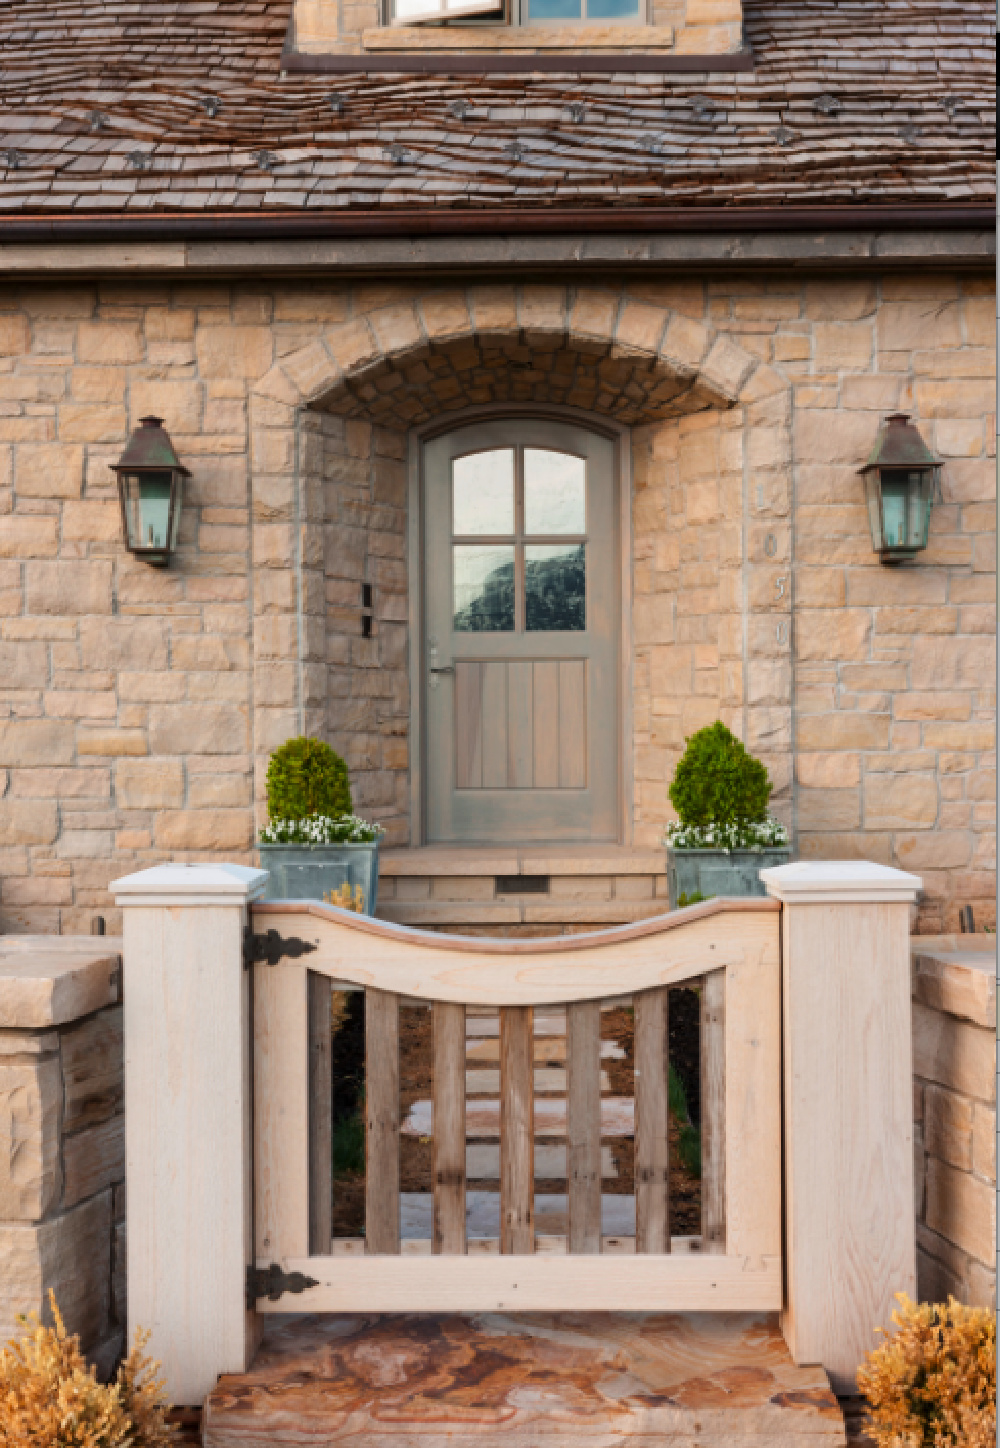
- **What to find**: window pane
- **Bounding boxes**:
[525,545,585,631]
[524,450,586,535]
[586,0,640,16]
[453,450,514,536]
[527,0,582,18]
[454,546,515,632]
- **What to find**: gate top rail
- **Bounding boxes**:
[251,896,779,1005]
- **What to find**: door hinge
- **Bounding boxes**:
[243,926,318,970]
[247,1263,320,1307]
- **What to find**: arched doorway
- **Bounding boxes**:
[419,414,619,844]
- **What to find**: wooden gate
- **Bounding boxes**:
[251,896,782,1314]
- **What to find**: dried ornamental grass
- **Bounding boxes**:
[857,1294,996,1448]
[0,1294,175,1448]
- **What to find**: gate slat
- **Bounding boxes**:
[500,1006,534,1254]
[366,989,400,1255]
[567,1000,602,1254]
[433,1001,467,1255]
[701,970,726,1252]
[308,973,333,1256]
[635,988,671,1255]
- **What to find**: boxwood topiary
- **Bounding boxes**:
[266,736,352,823]
[668,721,771,829]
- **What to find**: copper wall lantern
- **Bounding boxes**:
[112,416,190,566]
[860,413,941,564]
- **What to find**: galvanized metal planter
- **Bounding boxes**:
[667,847,791,909]
[258,842,380,915]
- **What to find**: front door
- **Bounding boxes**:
[423,418,618,844]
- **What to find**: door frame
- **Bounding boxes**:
[406,403,634,847]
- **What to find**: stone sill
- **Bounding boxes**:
[364,23,674,48]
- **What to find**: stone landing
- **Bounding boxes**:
[203,1312,845,1447]
[377,847,669,934]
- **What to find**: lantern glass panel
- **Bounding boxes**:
[879,469,933,554]
[122,469,177,557]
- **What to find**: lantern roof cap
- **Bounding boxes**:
[113,415,191,476]
[861,412,939,474]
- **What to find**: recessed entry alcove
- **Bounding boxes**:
[248,287,782,862]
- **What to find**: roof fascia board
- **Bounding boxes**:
[0,228,993,279]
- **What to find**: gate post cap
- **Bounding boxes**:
[112,862,269,907]
[760,859,922,904]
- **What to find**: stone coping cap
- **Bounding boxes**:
[112,862,269,906]
[911,940,996,1029]
[0,943,120,1028]
[760,860,922,904]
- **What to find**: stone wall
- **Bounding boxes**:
[912,938,996,1307]
[0,272,994,935]
[0,937,125,1373]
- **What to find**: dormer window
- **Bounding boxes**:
[393,0,503,21]
[392,0,641,20]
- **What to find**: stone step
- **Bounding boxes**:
[400,1190,636,1238]
[376,845,670,934]
[465,1067,611,1093]
[466,1037,624,1062]
[465,1142,618,1180]
[204,1311,846,1448]
[404,1096,635,1138]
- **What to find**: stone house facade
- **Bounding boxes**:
[0,0,995,936]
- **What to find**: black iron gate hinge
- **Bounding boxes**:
[243,926,318,970]
[247,1263,320,1308]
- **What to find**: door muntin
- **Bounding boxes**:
[424,419,619,844]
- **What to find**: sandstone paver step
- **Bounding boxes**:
[204,1311,846,1448]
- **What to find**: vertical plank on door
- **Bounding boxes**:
[507,661,534,789]
[481,662,508,789]
[701,970,726,1252]
[532,661,560,788]
[635,988,671,1254]
[558,660,587,788]
[500,1006,534,1253]
[567,999,602,1254]
[308,972,333,1257]
[365,989,401,1255]
[433,1002,467,1255]
[454,662,483,790]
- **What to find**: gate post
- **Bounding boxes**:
[111,863,268,1405]
[760,860,921,1393]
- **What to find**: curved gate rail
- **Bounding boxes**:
[250,896,782,1314]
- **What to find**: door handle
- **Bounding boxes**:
[429,665,455,675]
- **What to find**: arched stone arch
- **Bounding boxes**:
[248,284,791,846]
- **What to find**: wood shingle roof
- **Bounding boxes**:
[0,0,993,218]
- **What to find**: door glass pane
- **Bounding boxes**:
[454,546,515,632]
[527,0,582,15]
[453,450,515,536]
[525,544,585,631]
[524,451,586,536]
[587,0,640,15]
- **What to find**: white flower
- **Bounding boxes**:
[663,815,788,852]
[259,814,385,846]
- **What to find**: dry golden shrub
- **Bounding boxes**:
[857,1293,996,1448]
[0,1294,175,1448]
[324,882,364,912]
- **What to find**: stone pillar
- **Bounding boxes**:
[111,863,268,1405]
[760,861,921,1393]
[0,937,124,1375]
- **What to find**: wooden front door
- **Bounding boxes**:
[423,418,618,844]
